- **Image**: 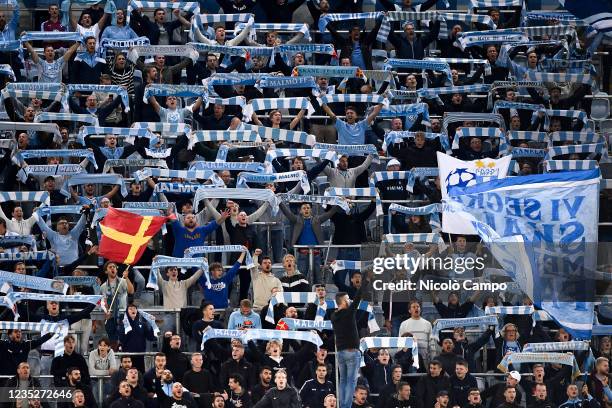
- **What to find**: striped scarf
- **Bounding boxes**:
[148,256,209,289]
[525,11,585,24]
[318,12,388,43]
[193,188,279,214]
[432,315,499,340]
[277,193,351,213]
[236,22,311,42]
[34,112,99,126]
[241,124,316,146]
[442,112,506,133]
[426,57,492,75]
[324,186,381,215]
[184,245,254,268]
[153,182,201,195]
[20,31,82,42]
[452,127,508,155]
[61,173,127,197]
[188,42,249,59]
[388,203,442,231]
[265,292,318,323]
[273,44,335,66]
[384,131,451,153]
[384,58,452,86]
[243,97,315,121]
[100,37,150,52]
[469,0,522,7]
[436,13,497,39]
[264,148,338,168]
[376,103,431,129]
[123,201,173,210]
[492,100,546,118]
[522,25,576,38]
[360,336,419,368]
[13,149,97,169]
[0,40,22,52]
[539,59,591,72]
[133,168,224,186]
[523,341,591,353]
[132,122,191,137]
[237,170,310,193]
[549,131,601,145]
[313,143,378,159]
[0,191,50,205]
[417,84,491,105]
[77,126,155,146]
[383,233,447,252]
[331,260,373,273]
[56,276,100,295]
[0,235,37,249]
[539,109,589,130]
[0,251,56,261]
[525,71,596,90]
[102,158,168,174]
[498,352,581,379]
[205,73,270,87]
[189,161,265,173]
[485,305,534,315]
[187,130,259,149]
[67,84,130,112]
[255,76,317,92]
[545,160,599,172]
[292,65,365,79]
[506,130,548,142]
[191,13,252,39]
[208,96,247,108]
[123,309,160,336]
[17,164,85,183]
[143,84,208,103]
[127,0,199,22]
[1,82,65,104]
[0,270,68,294]
[369,170,417,194]
[283,318,332,331]
[455,29,528,50]
[510,147,547,158]
[7,292,105,312]
[127,44,199,63]
[319,93,388,108]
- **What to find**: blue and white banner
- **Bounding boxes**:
[437,152,512,234]
[14,149,97,169]
[282,318,332,331]
[133,168,223,186]
[447,169,600,339]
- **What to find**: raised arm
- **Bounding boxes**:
[246,201,269,223]
[321,103,337,121]
[63,41,80,61]
[227,19,254,46]
[366,103,384,125]
[22,40,39,64]
[289,108,305,130]
[148,94,161,113]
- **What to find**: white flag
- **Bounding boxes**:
[437,152,511,234]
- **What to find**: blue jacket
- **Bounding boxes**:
[198,261,240,309]
[118,310,157,352]
[171,220,218,257]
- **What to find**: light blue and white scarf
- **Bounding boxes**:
[148,256,209,290]
[435,13,497,39]
[205,73,271,87]
[383,233,447,252]
[191,13,252,40]
[241,124,316,146]
[20,31,82,42]
[17,164,85,183]
[103,159,167,174]
[207,96,247,108]
[188,42,248,59]
[265,292,318,323]
[264,148,338,169]
[360,336,419,368]
[34,112,98,126]
[272,44,335,67]
[99,37,150,53]
[67,84,129,112]
[255,76,317,93]
[318,12,388,43]
[417,84,491,106]
[133,168,224,186]
[388,203,442,231]
[432,315,499,340]
[7,292,106,312]
[0,40,22,52]
[56,275,100,295]
[510,147,548,158]
[0,251,56,261]
[539,59,591,72]
[331,260,373,273]
[0,64,16,81]
[127,0,199,22]
[237,170,310,193]
[276,193,351,213]
[0,235,37,249]
[189,161,265,173]
[314,143,378,160]
[76,126,155,146]
[522,25,576,39]
[324,186,380,214]
[425,57,492,75]
[14,149,97,169]
[0,270,68,295]
[0,191,50,206]
[455,29,528,50]
[383,131,451,153]
[194,187,279,214]
[525,71,596,90]
[61,173,127,197]
[485,305,534,315]
[91,207,166,226]
[506,130,548,142]
[492,100,546,117]
[523,341,591,353]
[200,327,247,348]
[384,58,452,86]
[123,309,160,336]
[236,22,311,42]
[143,84,208,103]
[127,44,199,63]
[292,65,365,79]
[369,171,417,195]
[318,93,389,108]
[498,352,581,379]
[452,127,508,155]
[1,82,65,104]
[283,318,332,330]
[187,130,260,149]
[377,103,431,129]
[550,131,602,145]
[184,245,254,268]
[243,97,315,121]
[469,0,522,7]
[545,160,599,172]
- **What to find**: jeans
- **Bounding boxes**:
[297,251,321,284]
[40,355,53,387]
[337,349,362,408]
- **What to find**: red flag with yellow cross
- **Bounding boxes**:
[99,208,171,265]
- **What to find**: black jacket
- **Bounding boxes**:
[383,396,417,408]
[51,352,91,387]
[220,358,257,391]
[414,374,451,408]
[154,378,198,408]
[118,309,157,352]
[298,379,334,408]
[252,387,301,408]
[0,334,53,375]
[162,337,191,383]
[129,11,184,45]
[388,22,440,60]
[109,397,144,408]
[328,17,384,70]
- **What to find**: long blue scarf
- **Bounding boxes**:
[61,173,127,197]
[237,170,310,193]
[0,270,68,294]
[147,256,209,290]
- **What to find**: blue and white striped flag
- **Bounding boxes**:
[0,191,50,206]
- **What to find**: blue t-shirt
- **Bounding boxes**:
[198,261,240,309]
[336,118,368,145]
[351,41,366,70]
[171,220,218,257]
[298,219,318,245]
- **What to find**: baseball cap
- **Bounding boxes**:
[509,371,521,381]
[387,158,401,168]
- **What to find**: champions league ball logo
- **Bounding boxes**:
[445,168,478,193]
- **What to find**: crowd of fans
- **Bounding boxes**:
[0,0,610,407]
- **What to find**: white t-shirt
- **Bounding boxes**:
[159,106,190,124]
[398,317,432,357]
[36,58,64,83]
[77,23,101,48]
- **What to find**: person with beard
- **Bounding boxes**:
[109,381,145,408]
[414,360,450,408]
[297,347,335,388]
[480,371,523,408]
[106,369,148,408]
[251,367,273,405]
[352,386,373,408]
[58,367,97,408]
[118,304,158,373]
[51,337,91,387]
[220,343,257,392]
[383,382,416,408]
[154,375,197,408]
[224,374,251,408]
[169,209,229,257]
[0,330,53,376]
[253,370,300,408]
[1,362,49,408]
